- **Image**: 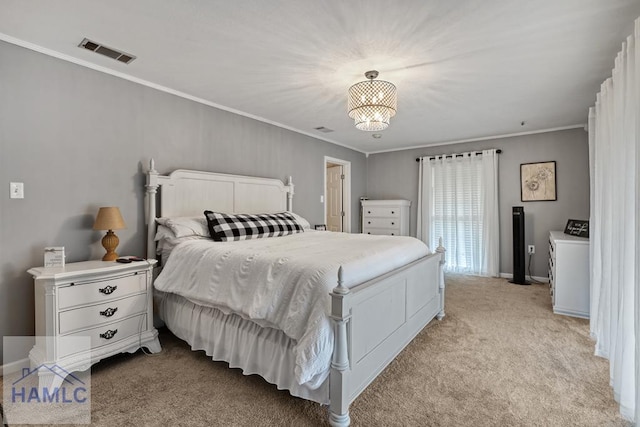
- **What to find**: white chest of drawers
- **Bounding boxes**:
[361,200,411,236]
[548,231,590,318]
[27,260,161,388]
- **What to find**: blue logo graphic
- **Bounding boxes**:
[11,365,87,404]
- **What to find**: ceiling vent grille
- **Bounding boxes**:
[78,38,136,64]
[314,126,334,133]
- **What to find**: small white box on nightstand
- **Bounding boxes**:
[44,246,65,267]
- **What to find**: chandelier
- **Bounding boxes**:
[348,70,397,131]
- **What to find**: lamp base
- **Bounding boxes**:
[101,230,120,261]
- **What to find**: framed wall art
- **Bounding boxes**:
[520,161,556,202]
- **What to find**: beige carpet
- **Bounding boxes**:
[2,274,629,426]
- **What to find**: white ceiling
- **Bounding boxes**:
[2,1,639,154]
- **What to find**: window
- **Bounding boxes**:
[417,150,499,276]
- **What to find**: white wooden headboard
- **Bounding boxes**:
[145,159,294,259]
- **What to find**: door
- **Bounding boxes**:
[326,165,343,232]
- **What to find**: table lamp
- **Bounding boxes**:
[93,207,126,261]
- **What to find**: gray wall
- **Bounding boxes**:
[0,41,367,364]
[366,128,590,278]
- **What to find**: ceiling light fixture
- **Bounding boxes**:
[348,70,397,132]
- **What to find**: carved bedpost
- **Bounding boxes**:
[146,159,159,261]
[329,266,351,427]
[436,237,446,320]
[286,176,294,212]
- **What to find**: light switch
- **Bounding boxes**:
[10,182,24,199]
[320,195,324,203]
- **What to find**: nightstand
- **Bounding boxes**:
[27,260,161,389]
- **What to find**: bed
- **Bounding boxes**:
[144,160,445,426]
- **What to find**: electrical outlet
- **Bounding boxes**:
[10,182,24,199]
[528,245,535,255]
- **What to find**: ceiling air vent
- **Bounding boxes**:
[78,38,136,64]
[314,126,334,133]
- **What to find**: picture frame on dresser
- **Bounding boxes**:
[564,219,589,237]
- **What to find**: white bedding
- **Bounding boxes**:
[154,231,430,388]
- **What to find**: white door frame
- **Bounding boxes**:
[324,156,351,233]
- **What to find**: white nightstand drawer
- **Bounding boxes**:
[59,293,148,334]
[363,227,401,236]
[58,314,147,359]
[363,207,400,218]
[58,271,147,309]
[363,217,401,229]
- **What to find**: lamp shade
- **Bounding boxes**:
[93,207,126,230]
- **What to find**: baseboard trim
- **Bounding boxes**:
[0,357,29,377]
[499,272,549,283]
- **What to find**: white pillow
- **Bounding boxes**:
[155,225,210,260]
[155,216,210,238]
[287,211,311,230]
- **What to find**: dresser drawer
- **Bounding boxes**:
[58,272,147,309]
[59,293,148,334]
[363,227,401,236]
[58,314,147,359]
[363,207,400,218]
[363,217,401,229]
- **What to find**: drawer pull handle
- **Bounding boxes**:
[391,211,395,214]
[367,232,371,234]
[100,307,118,317]
[367,221,371,224]
[367,211,371,214]
[391,233,395,236]
[100,329,118,340]
[391,222,395,225]
[99,285,117,295]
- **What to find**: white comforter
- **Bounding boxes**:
[154,231,430,388]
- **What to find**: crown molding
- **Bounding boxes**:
[364,125,587,155]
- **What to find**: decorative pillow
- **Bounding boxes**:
[204,211,304,241]
[155,216,209,238]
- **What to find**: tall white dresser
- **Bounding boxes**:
[361,200,411,236]
[548,231,590,318]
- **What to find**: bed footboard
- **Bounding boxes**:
[329,247,445,427]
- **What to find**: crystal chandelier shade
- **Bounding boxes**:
[347,71,397,131]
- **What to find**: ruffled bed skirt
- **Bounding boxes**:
[154,291,329,404]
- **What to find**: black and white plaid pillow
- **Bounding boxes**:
[204,211,304,241]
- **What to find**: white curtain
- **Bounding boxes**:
[417,149,499,276]
[588,17,639,423]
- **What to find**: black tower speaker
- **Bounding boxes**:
[510,206,529,285]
